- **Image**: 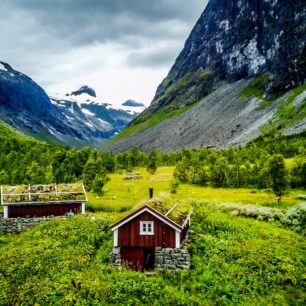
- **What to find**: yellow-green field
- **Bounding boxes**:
[87,167,305,217]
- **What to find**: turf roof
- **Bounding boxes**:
[1,184,87,205]
[146,197,192,226]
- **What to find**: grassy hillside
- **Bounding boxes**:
[0,200,305,304]
[0,120,39,142]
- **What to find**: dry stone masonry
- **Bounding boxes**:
[109,235,191,272]
[0,216,66,235]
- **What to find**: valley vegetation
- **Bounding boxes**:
[0,119,305,201]
[0,121,305,305]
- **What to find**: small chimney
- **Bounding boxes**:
[149,188,153,199]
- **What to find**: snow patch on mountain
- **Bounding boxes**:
[0,63,8,72]
[82,108,95,116]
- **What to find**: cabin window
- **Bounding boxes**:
[140,221,154,235]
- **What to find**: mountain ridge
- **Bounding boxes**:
[103,0,306,153]
[0,63,139,148]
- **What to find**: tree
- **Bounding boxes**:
[83,158,97,190]
[0,170,9,185]
[290,157,306,188]
[147,149,158,174]
[92,175,106,196]
[210,157,230,187]
[26,162,46,184]
[130,146,139,167]
[174,159,189,183]
[267,154,289,202]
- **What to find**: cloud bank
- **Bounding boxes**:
[1,0,208,106]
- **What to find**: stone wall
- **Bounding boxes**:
[0,216,66,235]
[109,236,191,272]
[154,238,190,271]
[109,247,122,268]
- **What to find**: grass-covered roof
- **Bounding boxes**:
[146,196,192,226]
[1,184,87,205]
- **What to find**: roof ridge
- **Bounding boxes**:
[165,201,178,217]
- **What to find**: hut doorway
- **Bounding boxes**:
[143,248,155,270]
[121,247,155,272]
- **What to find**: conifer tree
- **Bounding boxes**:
[267,154,289,202]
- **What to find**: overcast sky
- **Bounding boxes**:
[1,0,208,107]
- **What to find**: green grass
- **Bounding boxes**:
[0,120,38,142]
[0,199,304,305]
[87,167,305,218]
[239,74,271,100]
[261,83,306,134]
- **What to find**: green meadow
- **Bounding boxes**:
[87,166,305,218]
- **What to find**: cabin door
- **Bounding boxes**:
[121,247,143,271]
[143,248,155,270]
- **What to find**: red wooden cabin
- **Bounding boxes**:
[1,184,87,218]
[110,199,192,271]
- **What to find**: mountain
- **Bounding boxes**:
[122,100,145,107]
[0,62,139,148]
[49,91,142,147]
[71,85,96,98]
[103,0,306,153]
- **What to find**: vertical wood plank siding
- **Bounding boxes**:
[8,203,82,218]
[118,211,176,248]
[180,220,189,243]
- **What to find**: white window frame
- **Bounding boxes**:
[140,221,154,235]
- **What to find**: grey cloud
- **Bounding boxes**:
[126,41,184,68]
[3,0,207,46]
[0,0,208,102]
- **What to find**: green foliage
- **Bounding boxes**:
[239,74,270,100]
[162,77,170,87]
[172,133,305,191]
[290,156,306,188]
[147,149,158,174]
[0,204,305,305]
[210,157,230,187]
[267,155,289,201]
[92,175,106,196]
[170,179,180,194]
[260,83,306,134]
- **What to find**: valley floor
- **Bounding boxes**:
[0,167,305,305]
[87,167,305,219]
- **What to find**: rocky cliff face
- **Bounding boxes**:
[133,0,305,125]
[0,63,139,148]
[104,0,305,153]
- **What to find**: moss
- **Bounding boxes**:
[162,77,170,87]
[200,70,213,79]
[167,201,192,225]
[239,74,271,100]
[260,83,306,134]
[2,184,86,203]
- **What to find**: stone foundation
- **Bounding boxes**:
[109,236,191,272]
[109,247,122,268]
[154,237,190,271]
[0,216,66,235]
[154,247,190,271]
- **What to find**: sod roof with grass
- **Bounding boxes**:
[111,195,192,230]
[1,184,87,205]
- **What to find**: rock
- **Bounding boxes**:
[103,0,306,153]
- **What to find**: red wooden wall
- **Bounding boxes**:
[121,247,144,272]
[180,220,189,243]
[118,211,176,248]
[8,203,82,218]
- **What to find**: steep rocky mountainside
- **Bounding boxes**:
[0,62,139,148]
[104,0,305,153]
